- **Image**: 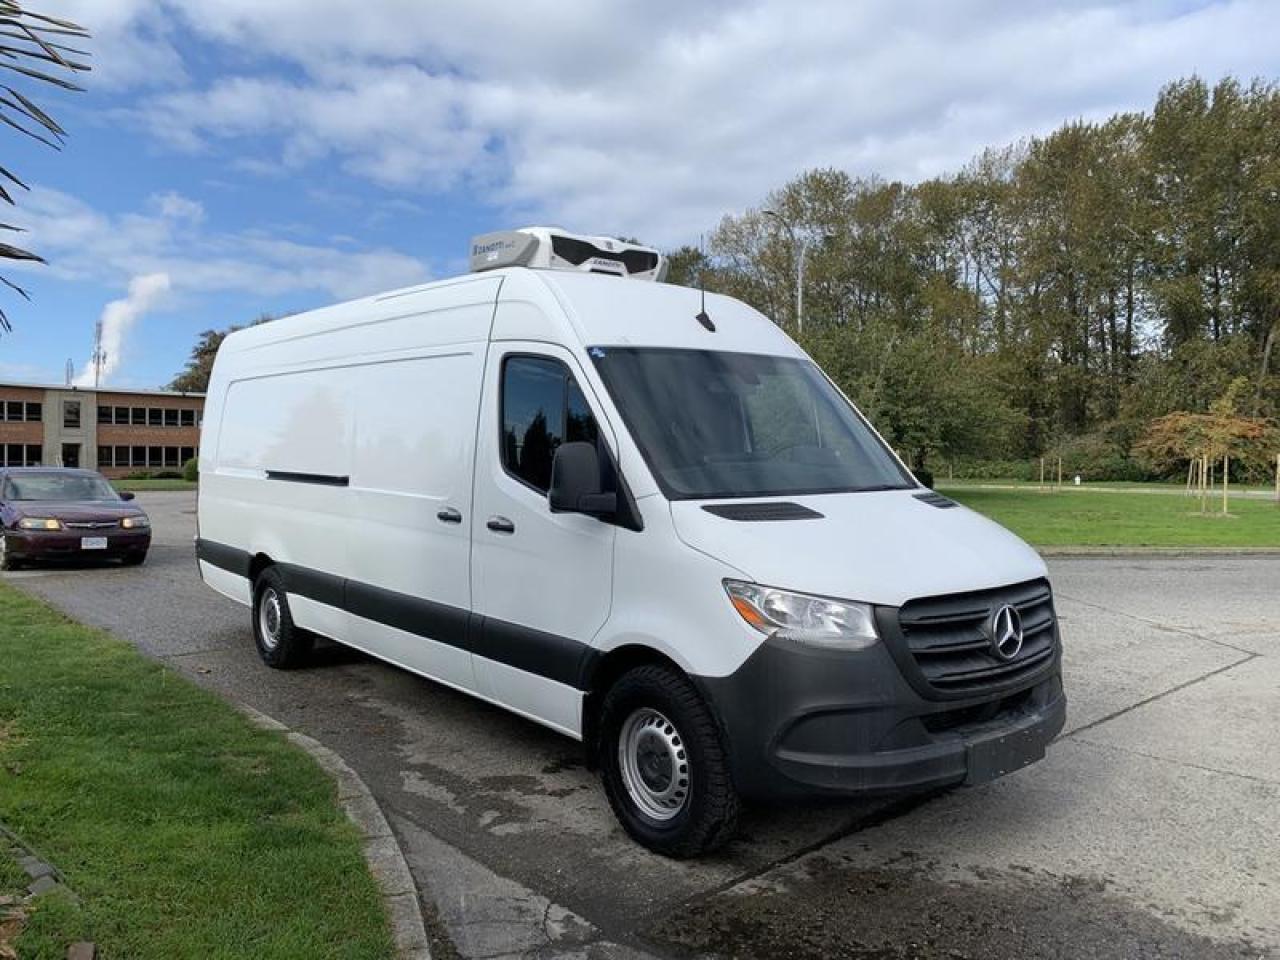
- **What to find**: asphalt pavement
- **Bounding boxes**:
[5,490,1277,959]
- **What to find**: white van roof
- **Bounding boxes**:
[215,268,798,362]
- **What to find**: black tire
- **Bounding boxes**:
[252,567,313,669]
[598,664,740,857]
[121,551,147,567]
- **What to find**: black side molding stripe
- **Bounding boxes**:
[279,563,346,610]
[346,579,472,651]
[472,616,598,690]
[196,538,252,578]
[265,470,350,487]
[193,538,596,690]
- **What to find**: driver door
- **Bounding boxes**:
[469,343,616,737]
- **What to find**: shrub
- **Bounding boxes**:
[1047,432,1159,482]
[183,457,199,483]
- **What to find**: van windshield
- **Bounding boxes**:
[588,347,915,500]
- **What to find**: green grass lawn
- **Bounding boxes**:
[111,478,197,492]
[938,477,1274,494]
[0,583,393,959]
[940,485,1280,547]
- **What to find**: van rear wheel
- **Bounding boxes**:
[252,568,313,669]
[598,664,740,857]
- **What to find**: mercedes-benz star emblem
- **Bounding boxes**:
[989,604,1024,661]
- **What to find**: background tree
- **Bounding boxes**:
[677,75,1280,478]
[169,315,275,392]
[0,2,90,331]
[1138,378,1280,484]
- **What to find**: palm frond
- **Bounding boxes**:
[0,4,91,331]
[1,272,30,298]
[0,162,28,189]
[3,85,67,134]
[0,241,43,261]
[0,105,61,148]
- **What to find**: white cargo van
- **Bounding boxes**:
[197,227,1065,856]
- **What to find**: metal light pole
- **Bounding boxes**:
[764,209,806,333]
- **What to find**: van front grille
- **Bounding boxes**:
[884,579,1058,699]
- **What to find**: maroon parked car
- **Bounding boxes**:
[0,468,151,570]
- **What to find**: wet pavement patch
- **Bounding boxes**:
[643,855,1265,960]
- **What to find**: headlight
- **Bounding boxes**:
[121,516,150,530]
[724,580,879,650]
[18,518,62,531]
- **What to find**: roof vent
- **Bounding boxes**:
[469,227,667,281]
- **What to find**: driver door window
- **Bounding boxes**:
[501,356,599,495]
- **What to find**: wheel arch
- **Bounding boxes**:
[582,644,698,763]
[248,551,275,587]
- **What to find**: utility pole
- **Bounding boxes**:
[91,318,107,388]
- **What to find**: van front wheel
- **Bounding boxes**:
[252,568,313,669]
[598,665,740,857]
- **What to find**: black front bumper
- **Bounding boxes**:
[3,529,151,562]
[697,633,1065,800]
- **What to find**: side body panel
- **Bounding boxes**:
[198,276,501,693]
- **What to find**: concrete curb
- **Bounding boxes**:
[238,705,431,960]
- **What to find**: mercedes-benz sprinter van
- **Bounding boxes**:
[196,227,1066,856]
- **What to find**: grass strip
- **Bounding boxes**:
[111,479,196,492]
[0,583,393,959]
[942,486,1280,547]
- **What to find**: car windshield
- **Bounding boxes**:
[588,347,915,500]
[5,473,120,502]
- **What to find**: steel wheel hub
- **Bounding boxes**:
[258,587,282,650]
[619,708,690,821]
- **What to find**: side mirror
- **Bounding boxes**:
[119,491,136,501]
[549,442,616,517]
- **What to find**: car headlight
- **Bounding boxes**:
[724,580,879,650]
[18,518,62,531]
[121,516,150,530]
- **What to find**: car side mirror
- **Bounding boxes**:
[549,442,616,517]
[119,491,136,501]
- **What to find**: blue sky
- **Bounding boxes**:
[2,0,1277,390]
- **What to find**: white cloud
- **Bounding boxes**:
[73,272,171,387]
[67,1,1280,244]
[11,186,430,303]
[150,190,204,222]
[56,0,186,90]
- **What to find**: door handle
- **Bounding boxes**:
[486,515,516,534]
[436,507,463,524]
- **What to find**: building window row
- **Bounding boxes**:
[98,445,197,470]
[98,405,201,428]
[1,401,42,423]
[1,444,42,467]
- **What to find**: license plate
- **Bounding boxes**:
[964,726,1046,785]
[81,537,109,550]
